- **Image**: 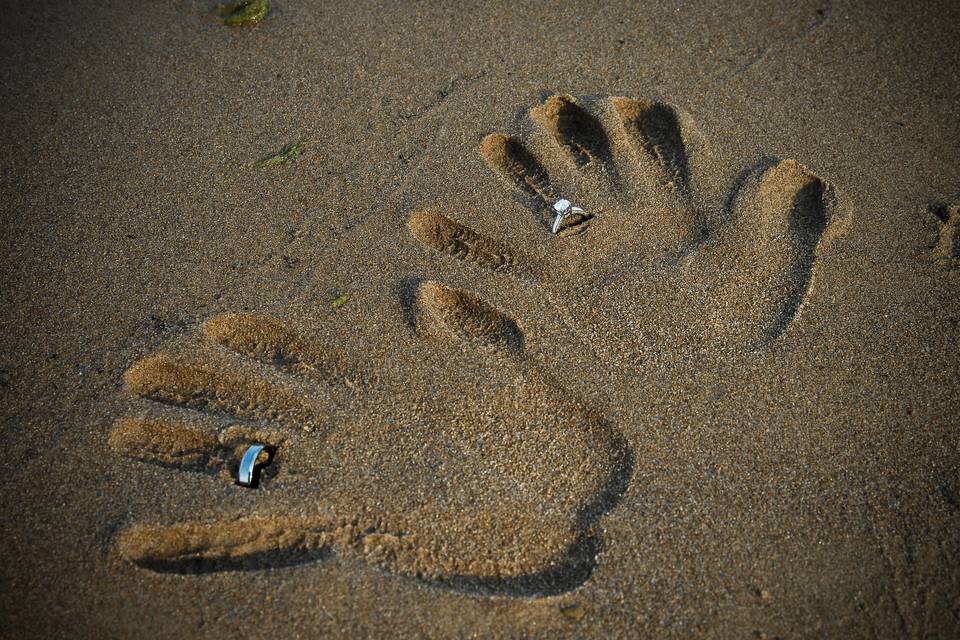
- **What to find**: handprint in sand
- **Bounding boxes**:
[110,298,630,597]
[409,94,848,363]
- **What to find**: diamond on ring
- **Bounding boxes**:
[552,199,586,234]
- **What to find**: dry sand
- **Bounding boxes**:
[1,0,959,637]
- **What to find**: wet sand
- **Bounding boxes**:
[1,0,959,637]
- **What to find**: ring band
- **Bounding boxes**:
[238,444,268,487]
[552,199,586,234]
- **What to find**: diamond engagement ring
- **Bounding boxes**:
[552,199,586,234]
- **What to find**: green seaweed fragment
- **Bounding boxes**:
[258,142,305,168]
[330,293,352,309]
[217,0,271,26]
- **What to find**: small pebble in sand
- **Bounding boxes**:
[559,603,588,621]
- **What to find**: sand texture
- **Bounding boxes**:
[1,0,959,638]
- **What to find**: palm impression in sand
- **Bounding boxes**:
[111,304,629,597]
[411,94,848,358]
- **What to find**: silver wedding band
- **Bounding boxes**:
[238,444,267,487]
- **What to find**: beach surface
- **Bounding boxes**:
[1,0,959,637]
